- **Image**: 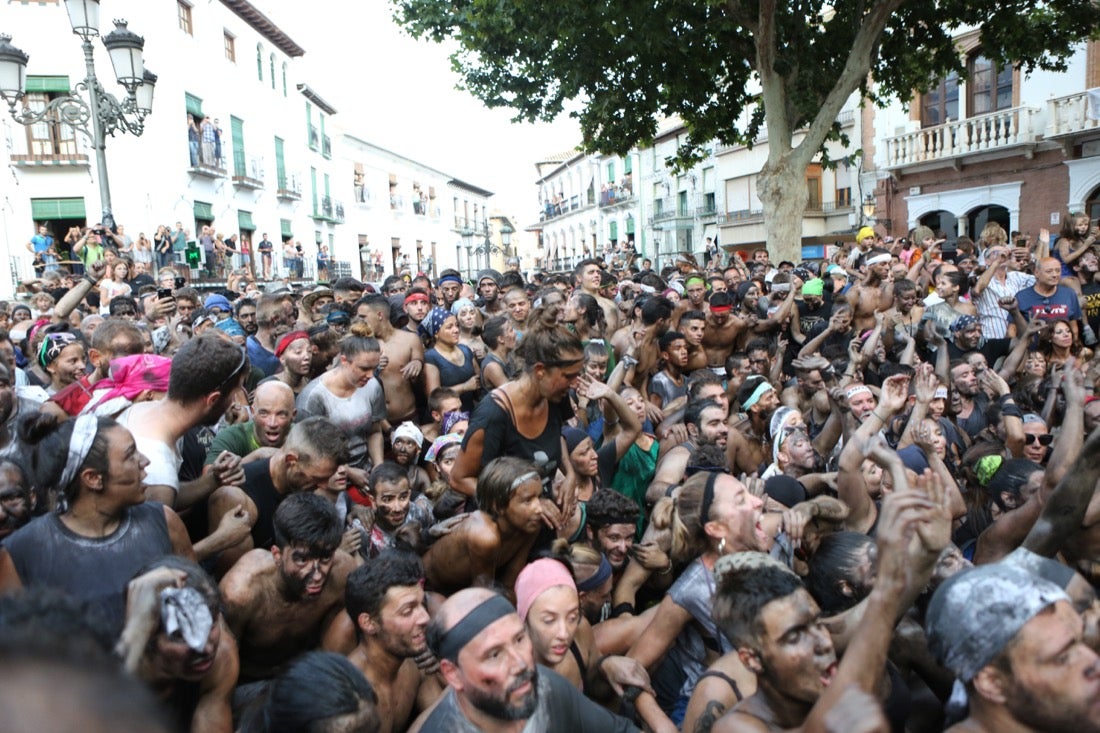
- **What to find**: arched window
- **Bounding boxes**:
[256,43,263,82]
[281,62,288,97]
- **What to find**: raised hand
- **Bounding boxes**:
[878,374,910,414]
[912,363,940,403]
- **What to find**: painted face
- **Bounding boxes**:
[921,419,947,459]
[593,523,635,569]
[479,280,499,303]
[457,306,478,332]
[687,281,707,305]
[526,585,581,666]
[503,478,545,534]
[783,431,817,470]
[453,613,538,721]
[154,610,221,681]
[392,437,421,467]
[280,338,312,378]
[1025,351,1047,377]
[998,601,1100,733]
[372,478,412,531]
[439,281,461,305]
[956,324,983,351]
[847,388,877,422]
[274,543,335,598]
[752,588,837,703]
[0,466,31,541]
[951,364,979,397]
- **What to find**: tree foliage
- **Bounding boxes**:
[396,0,1099,166]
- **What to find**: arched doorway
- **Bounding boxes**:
[967,205,1010,239]
[1084,184,1100,223]
[919,210,958,240]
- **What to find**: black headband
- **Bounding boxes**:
[434,594,515,662]
[700,470,720,523]
[576,554,613,592]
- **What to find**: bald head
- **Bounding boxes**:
[437,587,501,633]
[252,381,296,447]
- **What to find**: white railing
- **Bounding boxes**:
[1046,90,1100,138]
[884,106,1039,168]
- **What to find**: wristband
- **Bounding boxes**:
[610,602,635,619]
[83,275,97,287]
[1001,403,1023,420]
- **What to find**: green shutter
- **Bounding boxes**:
[315,230,323,244]
[237,210,255,231]
[274,137,286,187]
[624,156,632,175]
[231,116,245,177]
[31,197,85,220]
[609,221,618,240]
[310,167,318,212]
[607,162,615,183]
[626,216,635,234]
[25,75,70,93]
[193,200,214,220]
[185,93,203,116]
[280,219,293,238]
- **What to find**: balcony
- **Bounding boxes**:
[884,106,1041,170]
[232,156,265,189]
[277,173,303,201]
[313,196,344,223]
[1046,91,1100,143]
[453,216,489,237]
[599,182,635,208]
[322,134,331,159]
[189,160,227,178]
[719,208,765,225]
[309,124,319,151]
[804,199,854,216]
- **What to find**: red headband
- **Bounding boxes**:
[275,331,309,358]
[710,304,732,314]
[404,292,429,305]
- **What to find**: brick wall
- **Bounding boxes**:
[883,148,1069,237]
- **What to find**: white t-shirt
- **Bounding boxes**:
[116,401,182,492]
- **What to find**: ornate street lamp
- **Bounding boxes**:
[862,194,876,223]
[1,1,155,229]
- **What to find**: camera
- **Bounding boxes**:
[174,276,185,289]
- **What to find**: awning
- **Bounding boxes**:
[31,197,85,220]
[237,210,255,231]
[25,75,70,93]
[185,93,203,117]
[280,218,293,238]
[193,200,214,220]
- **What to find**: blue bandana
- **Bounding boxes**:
[419,307,453,341]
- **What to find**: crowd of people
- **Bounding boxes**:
[0,214,1098,733]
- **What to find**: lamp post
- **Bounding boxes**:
[861,194,876,226]
[0,0,156,230]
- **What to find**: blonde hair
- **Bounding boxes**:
[670,472,717,563]
[979,222,1007,248]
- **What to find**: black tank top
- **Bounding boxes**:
[4,502,173,636]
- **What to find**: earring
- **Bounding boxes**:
[718,538,726,555]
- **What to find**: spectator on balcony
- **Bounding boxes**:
[282,241,297,279]
[212,118,223,168]
[257,233,274,280]
[200,117,216,166]
[216,234,239,277]
[295,242,305,278]
[186,114,200,166]
[317,244,331,282]
[26,225,57,274]
[199,227,216,278]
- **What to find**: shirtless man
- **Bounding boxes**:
[703,292,751,375]
[344,550,442,733]
[646,399,729,503]
[357,294,424,424]
[684,274,709,311]
[845,247,895,332]
[727,375,780,475]
[421,456,544,597]
[220,493,355,682]
[575,259,619,333]
[675,309,709,374]
[402,288,432,336]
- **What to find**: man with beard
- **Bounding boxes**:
[416,587,638,732]
[355,295,424,424]
[727,376,780,475]
[207,417,350,571]
[116,335,249,510]
[950,359,992,440]
[945,314,1011,364]
[359,461,432,557]
[233,298,258,338]
[585,489,641,572]
[117,557,238,733]
[1071,250,1100,343]
[220,492,355,683]
[926,561,1100,733]
[345,550,441,733]
[703,292,752,375]
[204,381,296,467]
[477,269,506,318]
[0,460,33,541]
[647,399,730,502]
[710,477,950,733]
[436,271,464,311]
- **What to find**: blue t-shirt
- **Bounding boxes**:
[30,234,52,254]
[246,335,280,377]
[1015,285,1082,325]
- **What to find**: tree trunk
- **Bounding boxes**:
[758,155,810,265]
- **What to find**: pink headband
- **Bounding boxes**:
[515,558,576,621]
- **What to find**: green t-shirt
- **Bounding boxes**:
[204,420,261,465]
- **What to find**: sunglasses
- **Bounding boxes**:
[1024,433,1053,446]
